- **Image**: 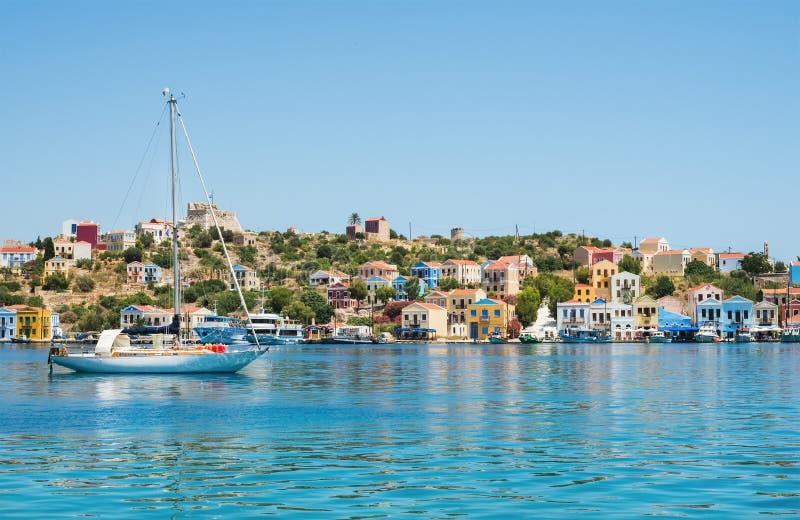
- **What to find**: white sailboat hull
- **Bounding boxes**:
[51,349,266,374]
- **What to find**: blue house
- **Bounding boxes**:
[791,261,800,286]
[696,298,723,328]
[391,275,427,301]
[721,295,754,338]
[143,263,162,284]
[0,307,16,340]
[658,307,696,340]
[410,261,442,289]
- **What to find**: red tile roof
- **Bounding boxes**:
[450,288,483,295]
[640,237,665,243]
[408,302,446,311]
[445,259,478,265]
[0,246,37,253]
[719,253,745,258]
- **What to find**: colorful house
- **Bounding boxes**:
[327,282,358,309]
[0,307,16,340]
[609,303,635,341]
[309,269,349,287]
[652,249,691,275]
[366,275,393,304]
[573,246,623,267]
[658,307,695,341]
[410,261,442,289]
[135,219,172,245]
[610,271,640,303]
[753,300,779,329]
[364,216,391,242]
[105,230,137,253]
[573,283,595,303]
[717,252,745,273]
[696,298,723,328]
[358,261,399,281]
[631,249,655,274]
[482,261,519,298]
[231,264,260,291]
[782,299,800,326]
[588,298,628,331]
[76,221,105,250]
[120,305,171,328]
[759,287,800,308]
[127,262,162,285]
[591,259,618,301]
[8,305,52,341]
[689,248,716,268]
[466,298,515,340]
[721,296,754,338]
[44,256,73,278]
[497,255,539,278]
[424,290,449,309]
[657,295,687,316]
[446,288,487,337]
[638,237,670,254]
[0,241,37,269]
[441,259,481,286]
[399,302,447,339]
[790,261,800,286]
[632,295,659,335]
[556,300,590,333]
[688,283,723,324]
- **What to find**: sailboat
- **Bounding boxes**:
[49,91,267,373]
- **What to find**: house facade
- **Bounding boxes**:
[410,261,442,289]
[0,307,16,340]
[689,248,716,268]
[127,262,162,285]
[687,284,724,324]
[638,237,670,254]
[0,241,37,269]
[446,288,487,336]
[790,261,800,286]
[482,261,519,298]
[658,295,687,316]
[9,305,52,341]
[358,261,399,281]
[366,275,393,304]
[327,282,358,309]
[364,217,390,242]
[591,259,618,301]
[309,269,349,287]
[106,230,136,253]
[717,253,745,273]
[466,298,515,340]
[120,305,171,328]
[440,259,481,286]
[759,287,800,308]
[231,264,260,291]
[400,302,447,339]
[696,298,723,328]
[753,300,779,329]
[497,255,539,278]
[573,283,595,303]
[631,249,655,274]
[556,300,590,333]
[424,291,449,309]
[44,256,72,278]
[135,219,172,244]
[632,295,659,334]
[610,271,640,303]
[653,249,691,275]
[721,296,754,338]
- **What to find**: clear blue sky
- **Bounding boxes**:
[2,1,798,261]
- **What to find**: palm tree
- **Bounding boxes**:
[348,213,361,226]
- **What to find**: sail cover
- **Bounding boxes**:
[94,330,130,356]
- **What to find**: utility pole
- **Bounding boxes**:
[408,222,412,241]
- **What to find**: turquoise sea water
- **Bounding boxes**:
[0,343,798,518]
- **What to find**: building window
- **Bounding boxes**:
[494,309,500,317]
[482,327,488,335]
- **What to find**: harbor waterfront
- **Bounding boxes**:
[2,342,798,518]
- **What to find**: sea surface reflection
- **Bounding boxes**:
[0,343,798,518]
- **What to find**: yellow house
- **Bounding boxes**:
[591,259,618,301]
[44,256,73,278]
[689,248,716,268]
[9,305,52,341]
[632,295,659,333]
[573,283,595,303]
[400,302,448,339]
[466,298,516,340]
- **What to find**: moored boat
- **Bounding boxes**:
[734,327,753,343]
[694,325,721,343]
[780,327,800,343]
[331,326,375,344]
[518,333,542,344]
[647,331,672,343]
[489,332,507,344]
[559,328,612,343]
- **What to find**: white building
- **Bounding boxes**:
[609,271,640,304]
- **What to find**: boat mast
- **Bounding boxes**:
[168,93,181,330]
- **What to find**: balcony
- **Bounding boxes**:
[563,318,585,324]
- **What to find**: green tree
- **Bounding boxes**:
[618,254,642,275]
[439,277,461,291]
[347,316,372,326]
[774,261,787,273]
[717,271,757,301]
[532,274,575,315]
[139,233,155,249]
[375,285,396,304]
[516,286,541,326]
[348,213,361,226]
[151,250,173,269]
[684,259,716,282]
[405,277,421,301]
[238,245,258,266]
[42,237,56,261]
[267,286,294,313]
[646,275,675,299]
[349,279,368,302]
[123,246,143,264]
[575,266,591,284]
[27,295,44,308]
[741,252,772,275]
[316,243,333,259]
[300,287,335,324]
[73,275,95,293]
[43,273,69,291]
[283,300,316,324]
